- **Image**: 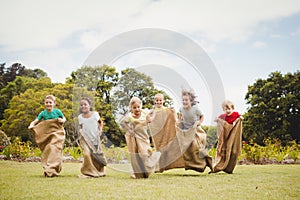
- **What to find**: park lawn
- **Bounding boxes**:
[0,161,299,200]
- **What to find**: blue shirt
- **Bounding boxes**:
[37,108,64,121]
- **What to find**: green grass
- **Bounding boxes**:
[0,161,299,200]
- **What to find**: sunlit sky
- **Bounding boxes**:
[1,0,299,125]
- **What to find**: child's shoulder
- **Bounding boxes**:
[53,108,62,112]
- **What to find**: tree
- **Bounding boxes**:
[0,63,47,90]
[243,71,300,145]
[0,83,74,144]
[0,76,52,122]
[112,68,173,116]
[69,65,124,146]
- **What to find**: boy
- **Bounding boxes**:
[28,95,66,128]
[212,100,242,174]
[217,100,240,124]
[28,95,66,177]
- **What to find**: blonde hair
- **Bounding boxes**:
[129,97,142,108]
[154,93,164,100]
[222,100,235,110]
[44,95,56,102]
[182,89,199,106]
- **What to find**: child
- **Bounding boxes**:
[147,93,168,123]
[217,100,240,125]
[78,97,106,178]
[178,89,204,129]
[212,100,243,174]
[28,95,66,128]
[177,89,212,172]
[148,93,183,172]
[153,93,166,111]
[28,95,66,177]
[120,97,161,179]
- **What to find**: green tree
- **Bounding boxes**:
[244,71,300,145]
[0,83,74,144]
[69,65,124,146]
[203,126,218,148]
[112,68,173,116]
[0,76,52,122]
[0,63,47,90]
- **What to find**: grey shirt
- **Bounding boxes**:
[179,105,203,129]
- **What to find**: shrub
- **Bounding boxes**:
[1,137,32,160]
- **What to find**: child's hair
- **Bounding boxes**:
[154,93,164,100]
[182,89,199,106]
[45,95,56,102]
[222,100,235,110]
[129,97,142,108]
[80,97,93,112]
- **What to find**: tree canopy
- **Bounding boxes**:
[243,71,299,145]
[1,62,297,148]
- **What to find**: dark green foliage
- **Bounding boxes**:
[0,63,48,122]
[244,71,299,145]
[203,126,218,149]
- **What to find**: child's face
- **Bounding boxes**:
[223,106,234,116]
[182,95,191,109]
[154,96,164,108]
[44,98,55,111]
[80,100,91,114]
[131,102,141,118]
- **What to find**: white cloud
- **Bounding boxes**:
[1,0,300,52]
[252,41,267,48]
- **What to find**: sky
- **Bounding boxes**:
[1,0,300,125]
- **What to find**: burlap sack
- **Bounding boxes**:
[31,119,65,177]
[212,117,243,174]
[149,108,212,173]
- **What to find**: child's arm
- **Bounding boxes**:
[146,109,155,123]
[28,118,39,129]
[98,119,103,136]
[198,114,204,126]
[177,112,182,125]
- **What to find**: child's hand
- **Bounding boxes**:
[147,117,152,123]
[196,120,202,126]
[28,124,34,129]
[57,118,66,124]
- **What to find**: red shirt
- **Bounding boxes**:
[218,112,240,124]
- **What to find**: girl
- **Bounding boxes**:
[78,97,106,178]
[178,89,204,129]
[120,97,161,179]
[177,89,212,172]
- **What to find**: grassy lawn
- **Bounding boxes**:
[0,161,299,200]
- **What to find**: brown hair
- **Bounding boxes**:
[80,97,93,112]
[44,95,56,102]
[182,89,199,106]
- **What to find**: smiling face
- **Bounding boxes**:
[44,98,55,112]
[182,95,192,110]
[131,102,141,118]
[223,106,234,116]
[80,99,91,114]
[154,94,165,108]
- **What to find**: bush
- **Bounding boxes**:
[1,137,32,160]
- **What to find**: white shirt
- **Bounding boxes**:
[78,111,101,145]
